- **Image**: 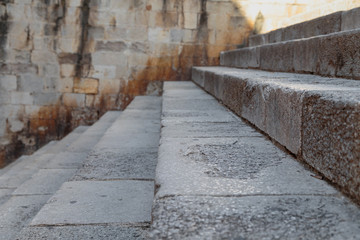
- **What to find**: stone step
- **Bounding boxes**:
[150,81,360,239]
[0,126,88,188]
[0,111,121,240]
[192,66,360,203]
[17,96,162,240]
[249,7,360,47]
[221,28,360,79]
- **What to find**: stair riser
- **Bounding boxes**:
[192,67,360,202]
[221,29,360,79]
[249,7,360,47]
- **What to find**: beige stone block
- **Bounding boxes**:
[99,79,121,94]
[148,28,170,43]
[92,52,127,66]
[184,13,198,29]
[31,51,57,63]
[60,64,76,78]
[62,93,85,108]
[58,38,80,53]
[57,78,74,93]
[74,78,99,94]
[90,65,117,79]
[127,26,148,41]
[128,53,149,67]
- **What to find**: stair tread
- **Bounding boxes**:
[150,81,360,239]
[14,97,161,239]
[193,67,360,203]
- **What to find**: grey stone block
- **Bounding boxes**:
[249,33,268,47]
[341,7,360,31]
[72,148,158,181]
[282,11,342,42]
[0,195,50,239]
[220,47,260,69]
[42,152,88,169]
[318,29,360,79]
[302,91,360,201]
[260,41,295,72]
[13,169,77,195]
[150,195,360,239]
[30,180,154,225]
[126,96,162,111]
[161,121,262,138]
[17,226,148,240]
[156,137,337,198]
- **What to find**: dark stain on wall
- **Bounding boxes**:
[75,0,91,78]
[0,1,10,60]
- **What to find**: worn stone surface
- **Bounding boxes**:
[30,180,154,226]
[72,149,158,181]
[150,195,360,240]
[152,81,360,239]
[13,169,77,195]
[192,67,360,202]
[17,225,148,240]
[0,195,50,240]
[222,28,360,79]
[302,91,360,202]
[341,7,360,31]
[42,152,88,169]
[156,137,337,198]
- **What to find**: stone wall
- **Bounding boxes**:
[0,0,315,166]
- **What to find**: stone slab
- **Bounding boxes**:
[156,137,337,198]
[126,96,162,111]
[249,10,343,47]
[0,195,50,239]
[192,67,360,202]
[17,225,148,240]
[0,189,11,205]
[30,180,154,225]
[222,29,360,79]
[161,121,262,138]
[72,148,158,181]
[44,126,88,154]
[13,169,77,195]
[95,132,161,150]
[42,152,88,169]
[150,195,360,239]
[162,110,237,124]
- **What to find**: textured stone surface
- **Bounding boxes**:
[13,169,77,195]
[17,225,148,240]
[152,81,360,239]
[222,28,360,79]
[192,67,360,202]
[302,91,360,201]
[150,195,360,240]
[156,137,337,198]
[341,7,360,31]
[72,149,158,180]
[0,195,50,240]
[30,180,154,226]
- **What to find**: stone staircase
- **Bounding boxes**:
[1,7,360,240]
[192,9,360,203]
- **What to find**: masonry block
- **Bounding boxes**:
[341,7,360,31]
[0,75,17,91]
[302,91,360,200]
[62,93,85,108]
[74,78,99,94]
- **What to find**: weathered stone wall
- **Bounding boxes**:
[0,0,315,166]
